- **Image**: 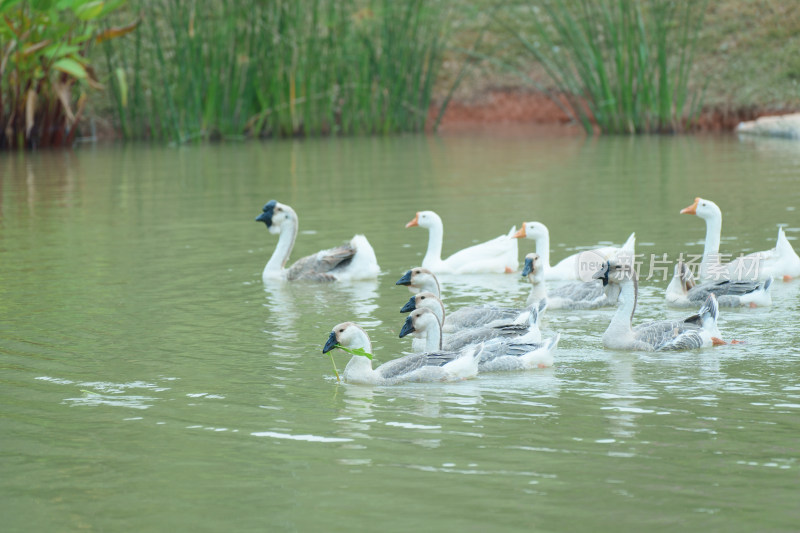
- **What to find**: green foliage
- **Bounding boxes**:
[334,344,373,360]
[499,0,708,134]
[0,0,135,149]
[100,0,449,143]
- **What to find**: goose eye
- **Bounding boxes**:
[338,328,344,333]
[420,295,426,300]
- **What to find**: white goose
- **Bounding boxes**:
[513,221,635,281]
[522,253,620,310]
[405,210,518,274]
[255,200,380,282]
[395,268,529,332]
[322,317,480,385]
[593,261,725,351]
[680,197,800,282]
[665,261,772,308]
[400,308,558,372]
[400,292,545,350]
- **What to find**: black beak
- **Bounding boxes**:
[395,270,413,286]
[592,261,610,286]
[399,315,415,338]
[521,258,533,277]
[400,295,416,313]
[255,200,277,227]
[322,331,338,354]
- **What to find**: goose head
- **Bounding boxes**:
[512,221,548,240]
[400,291,438,312]
[680,197,721,221]
[323,322,369,354]
[395,267,440,295]
[255,200,297,235]
[405,210,442,229]
[593,260,636,286]
[399,308,441,339]
[521,253,544,281]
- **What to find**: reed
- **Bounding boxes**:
[101,0,448,142]
[499,0,708,134]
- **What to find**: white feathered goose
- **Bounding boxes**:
[665,261,772,308]
[255,200,380,282]
[322,318,480,385]
[593,261,726,351]
[405,210,518,274]
[395,268,528,332]
[522,253,620,310]
[399,308,558,372]
[680,197,800,282]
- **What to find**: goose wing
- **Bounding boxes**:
[687,279,763,300]
[376,351,463,379]
[286,243,356,281]
[633,319,705,351]
[447,305,523,330]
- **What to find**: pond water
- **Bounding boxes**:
[2,131,799,531]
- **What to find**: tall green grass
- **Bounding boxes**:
[101,0,448,142]
[499,0,708,134]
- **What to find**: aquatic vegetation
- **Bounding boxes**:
[0,0,136,149]
[498,0,709,134]
[101,0,448,142]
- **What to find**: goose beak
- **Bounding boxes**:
[680,197,700,215]
[322,331,338,354]
[521,257,533,277]
[399,315,415,338]
[400,295,416,313]
[592,262,610,286]
[395,270,413,286]
[405,213,420,228]
[256,200,277,227]
[512,225,526,239]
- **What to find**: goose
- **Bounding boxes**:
[522,253,620,310]
[593,261,725,351]
[680,197,800,282]
[512,221,635,281]
[405,210,518,274]
[665,261,772,308]
[400,292,545,350]
[399,308,558,372]
[395,268,528,332]
[322,318,480,385]
[255,200,380,282]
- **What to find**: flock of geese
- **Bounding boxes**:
[256,198,800,386]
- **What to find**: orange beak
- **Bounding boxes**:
[512,224,527,239]
[680,198,700,215]
[405,213,420,228]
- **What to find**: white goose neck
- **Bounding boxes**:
[607,278,637,338]
[422,216,444,268]
[265,218,298,274]
[526,273,548,306]
[421,318,443,352]
[535,230,551,270]
[700,212,722,280]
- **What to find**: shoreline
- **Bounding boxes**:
[428,89,798,134]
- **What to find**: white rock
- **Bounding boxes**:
[736,113,800,139]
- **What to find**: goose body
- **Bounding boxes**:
[594,262,724,351]
[400,292,544,351]
[395,268,528,332]
[680,197,800,282]
[513,221,635,281]
[400,308,558,372]
[522,253,620,310]
[665,261,772,308]
[405,211,518,274]
[323,319,480,385]
[256,200,380,282]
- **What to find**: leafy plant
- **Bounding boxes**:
[498,0,708,134]
[325,344,373,383]
[0,0,136,149]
